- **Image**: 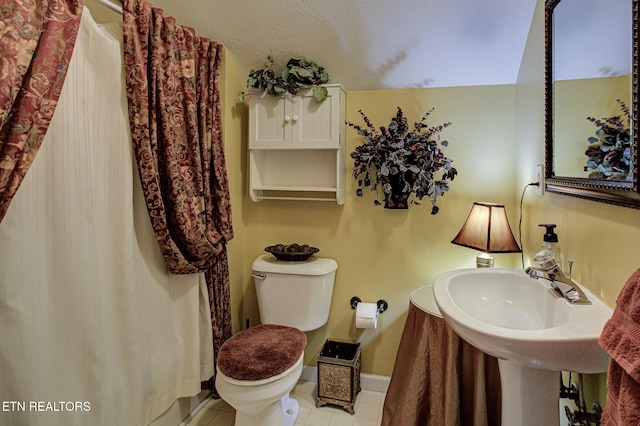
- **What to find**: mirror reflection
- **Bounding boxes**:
[551,0,632,181]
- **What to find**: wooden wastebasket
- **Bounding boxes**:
[316,339,362,415]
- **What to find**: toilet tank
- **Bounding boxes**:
[252,254,337,332]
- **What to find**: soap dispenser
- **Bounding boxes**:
[535,224,563,271]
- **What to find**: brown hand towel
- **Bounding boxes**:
[598,268,640,425]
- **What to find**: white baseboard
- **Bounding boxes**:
[301,365,390,394]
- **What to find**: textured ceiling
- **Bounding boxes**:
[87,0,537,90]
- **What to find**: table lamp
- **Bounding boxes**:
[451,202,521,267]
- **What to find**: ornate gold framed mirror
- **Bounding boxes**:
[545,0,640,208]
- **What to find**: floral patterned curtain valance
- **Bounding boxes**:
[0,0,84,222]
[123,0,233,274]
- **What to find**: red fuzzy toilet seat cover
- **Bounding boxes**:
[217,324,307,381]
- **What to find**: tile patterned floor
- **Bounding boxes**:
[186,380,385,426]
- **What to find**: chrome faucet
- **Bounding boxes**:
[525,258,591,305]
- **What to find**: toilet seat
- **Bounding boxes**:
[217,354,303,387]
[217,324,307,381]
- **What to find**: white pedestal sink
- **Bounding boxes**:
[433,268,612,426]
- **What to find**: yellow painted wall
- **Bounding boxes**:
[220,50,251,330]
[223,0,640,380]
[516,0,640,307]
[88,0,637,394]
[228,85,521,376]
[554,76,630,177]
[517,0,639,408]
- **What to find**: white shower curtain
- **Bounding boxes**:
[0,8,213,426]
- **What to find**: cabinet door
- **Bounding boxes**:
[291,87,341,148]
[249,94,291,149]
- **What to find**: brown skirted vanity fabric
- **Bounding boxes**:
[382,302,501,426]
[217,324,307,381]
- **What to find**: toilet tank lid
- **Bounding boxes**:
[253,254,338,275]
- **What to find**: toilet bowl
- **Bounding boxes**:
[215,324,307,426]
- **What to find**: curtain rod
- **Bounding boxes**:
[94,0,123,15]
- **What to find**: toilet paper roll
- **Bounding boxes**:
[355,302,378,329]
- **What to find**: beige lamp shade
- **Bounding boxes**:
[451,202,521,253]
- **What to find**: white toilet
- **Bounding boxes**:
[215,254,338,426]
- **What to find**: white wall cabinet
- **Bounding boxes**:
[249,84,346,204]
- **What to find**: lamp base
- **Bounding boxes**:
[476,253,494,268]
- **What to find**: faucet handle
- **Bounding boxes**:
[568,260,574,279]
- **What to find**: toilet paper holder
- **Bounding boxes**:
[350,296,388,314]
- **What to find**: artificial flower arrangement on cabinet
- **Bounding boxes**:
[347,107,457,214]
[584,99,632,181]
[239,54,330,103]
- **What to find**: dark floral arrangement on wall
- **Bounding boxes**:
[347,107,457,214]
[239,54,330,103]
[584,99,632,181]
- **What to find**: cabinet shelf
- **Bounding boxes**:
[254,185,338,192]
[251,188,340,203]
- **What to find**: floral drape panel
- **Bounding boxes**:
[122,0,233,384]
[0,0,83,222]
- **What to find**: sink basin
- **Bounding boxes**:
[433,268,613,425]
[433,268,612,373]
